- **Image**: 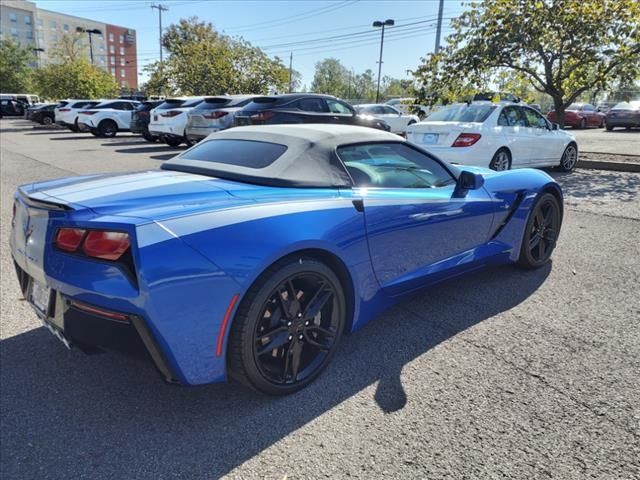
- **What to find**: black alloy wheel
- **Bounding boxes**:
[518,193,561,268]
[229,257,345,395]
[98,120,117,138]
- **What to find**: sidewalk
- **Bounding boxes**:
[579,151,640,173]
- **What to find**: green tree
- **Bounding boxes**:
[50,33,87,62]
[0,38,35,93]
[381,77,414,100]
[414,0,640,126]
[311,58,349,97]
[144,17,289,96]
[34,59,118,99]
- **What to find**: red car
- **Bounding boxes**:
[547,103,605,129]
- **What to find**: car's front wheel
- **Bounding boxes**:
[98,120,118,138]
[41,116,53,125]
[557,143,578,172]
[517,193,561,269]
[228,256,346,395]
[165,137,183,147]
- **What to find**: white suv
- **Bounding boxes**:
[54,99,101,132]
[148,97,204,147]
[76,100,140,137]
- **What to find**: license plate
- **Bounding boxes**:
[422,133,439,144]
[30,280,51,315]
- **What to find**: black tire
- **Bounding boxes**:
[228,256,346,395]
[142,132,158,143]
[41,116,53,126]
[606,124,614,131]
[98,119,118,138]
[557,143,578,172]
[517,193,561,269]
[165,137,183,147]
[489,148,511,171]
[70,119,79,133]
[579,118,586,129]
[89,129,99,137]
[184,134,195,148]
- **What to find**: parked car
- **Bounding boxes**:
[130,100,164,142]
[55,99,102,132]
[407,102,578,171]
[547,103,605,129]
[234,94,390,131]
[185,95,257,143]
[76,99,140,137]
[0,99,27,117]
[354,103,419,134]
[596,102,611,114]
[385,98,429,119]
[148,97,204,147]
[24,103,47,120]
[10,124,563,394]
[30,103,57,125]
[604,101,640,131]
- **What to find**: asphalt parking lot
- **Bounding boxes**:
[570,127,639,155]
[1,119,639,479]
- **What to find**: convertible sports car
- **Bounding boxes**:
[10,125,563,395]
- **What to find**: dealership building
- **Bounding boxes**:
[0,0,138,89]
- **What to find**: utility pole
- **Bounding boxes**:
[76,27,101,65]
[373,19,394,104]
[434,0,445,53]
[288,52,293,93]
[151,4,168,66]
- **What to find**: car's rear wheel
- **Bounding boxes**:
[165,137,182,147]
[142,132,157,143]
[557,143,578,172]
[70,119,79,132]
[98,120,118,138]
[489,148,511,171]
[184,133,195,148]
[517,193,561,269]
[228,256,346,395]
[41,116,53,125]
[606,124,614,131]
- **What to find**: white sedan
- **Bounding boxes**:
[407,102,578,171]
[354,104,420,134]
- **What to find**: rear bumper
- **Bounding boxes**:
[606,118,640,128]
[13,260,180,384]
[185,125,221,141]
[149,130,184,140]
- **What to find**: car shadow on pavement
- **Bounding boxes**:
[114,146,183,154]
[0,263,550,478]
[551,170,640,203]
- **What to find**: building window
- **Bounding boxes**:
[50,20,56,29]
[9,13,17,22]
[121,69,126,78]
[111,67,116,75]
[24,15,32,25]
[109,32,114,42]
[100,58,105,65]
[26,31,33,39]
[121,80,127,87]
[119,46,124,55]
[63,24,69,32]
[109,44,115,54]
[37,31,44,40]
[99,45,104,52]
[120,58,125,66]
[37,18,43,27]
[10,28,18,37]
[119,34,124,43]
[51,33,58,42]
[110,55,115,64]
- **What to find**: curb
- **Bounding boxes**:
[578,159,640,173]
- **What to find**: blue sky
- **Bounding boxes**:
[34,0,469,88]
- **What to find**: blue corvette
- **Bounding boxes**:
[10,125,563,395]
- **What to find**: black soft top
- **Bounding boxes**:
[161,124,403,188]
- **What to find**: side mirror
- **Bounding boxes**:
[456,170,485,192]
[552,122,559,130]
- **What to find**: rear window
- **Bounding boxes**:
[426,104,496,123]
[157,100,186,110]
[57,101,69,107]
[194,98,231,110]
[71,101,97,108]
[182,99,203,108]
[179,139,287,169]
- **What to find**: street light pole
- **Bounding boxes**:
[76,27,101,65]
[373,19,394,104]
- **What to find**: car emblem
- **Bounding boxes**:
[23,215,33,242]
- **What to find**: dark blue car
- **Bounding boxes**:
[10,125,563,395]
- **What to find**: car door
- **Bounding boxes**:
[326,99,357,125]
[380,105,405,132]
[295,97,330,123]
[520,106,556,164]
[112,102,134,128]
[496,106,531,166]
[338,142,496,294]
[583,104,599,126]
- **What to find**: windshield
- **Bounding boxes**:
[426,104,496,123]
[612,101,640,110]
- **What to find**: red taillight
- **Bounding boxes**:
[82,231,130,261]
[250,111,274,122]
[202,110,228,120]
[58,108,71,112]
[55,228,86,252]
[452,133,482,147]
[55,228,130,260]
[161,110,182,118]
[80,111,97,115]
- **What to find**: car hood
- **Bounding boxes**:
[19,170,257,222]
